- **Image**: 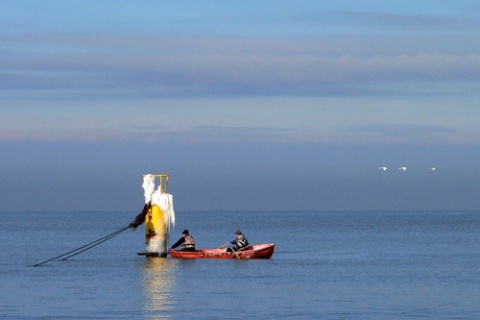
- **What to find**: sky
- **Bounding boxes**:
[1,0,480,212]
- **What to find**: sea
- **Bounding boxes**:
[1,210,479,319]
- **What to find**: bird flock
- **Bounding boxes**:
[378,166,436,171]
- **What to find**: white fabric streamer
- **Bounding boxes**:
[151,189,176,235]
[142,174,155,204]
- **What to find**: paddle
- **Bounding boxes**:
[216,242,230,249]
[216,242,241,259]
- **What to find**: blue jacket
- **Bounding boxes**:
[231,235,249,251]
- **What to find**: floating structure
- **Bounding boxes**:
[130,174,175,257]
[169,243,275,259]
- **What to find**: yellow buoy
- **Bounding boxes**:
[141,174,175,257]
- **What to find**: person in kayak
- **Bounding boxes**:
[226,230,249,252]
[170,229,196,251]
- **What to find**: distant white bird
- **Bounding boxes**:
[428,167,437,171]
[378,166,388,171]
[398,166,407,171]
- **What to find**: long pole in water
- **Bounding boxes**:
[33,226,130,267]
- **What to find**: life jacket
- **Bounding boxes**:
[181,234,196,250]
[233,235,249,251]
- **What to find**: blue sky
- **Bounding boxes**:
[1,1,480,212]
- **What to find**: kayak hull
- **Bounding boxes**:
[169,243,275,259]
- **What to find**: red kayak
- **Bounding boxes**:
[169,243,275,259]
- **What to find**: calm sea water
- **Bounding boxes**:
[1,210,479,319]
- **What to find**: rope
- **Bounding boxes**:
[33,226,130,267]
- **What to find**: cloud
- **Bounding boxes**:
[165,125,297,143]
[3,120,478,145]
[0,124,297,144]
[351,123,463,144]
[338,10,467,31]
[2,34,480,100]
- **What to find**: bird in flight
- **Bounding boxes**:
[378,166,388,171]
[398,167,407,171]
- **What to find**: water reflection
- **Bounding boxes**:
[142,258,176,318]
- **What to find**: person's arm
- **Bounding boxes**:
[171,237,185,249]
[129,203,150,229]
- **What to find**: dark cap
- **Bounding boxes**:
[235,230,242,235]
[182,229,189,235]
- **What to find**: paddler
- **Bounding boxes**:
[170,229,196,252]
[226,230,249,252]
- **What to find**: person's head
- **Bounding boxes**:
[182,229,189,235]
[235,230,242,237]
